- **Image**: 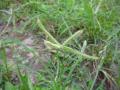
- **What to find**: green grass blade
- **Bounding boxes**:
[0,48,8,72]
[27,74,34,90]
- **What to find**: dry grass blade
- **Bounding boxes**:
[101,70,118,86]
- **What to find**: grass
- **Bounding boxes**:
[0,0,120,90]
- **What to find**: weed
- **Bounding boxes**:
[0,0,120,90]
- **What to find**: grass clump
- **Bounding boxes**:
[0,0,120,90]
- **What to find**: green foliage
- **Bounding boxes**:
[0,0,120,90]
[0,0,11,9]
